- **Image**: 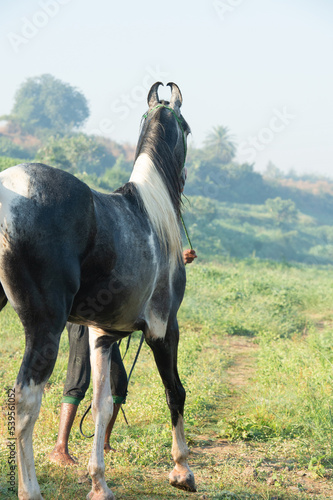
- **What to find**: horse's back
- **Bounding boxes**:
[0,162,95,247]
[0,163,96,323]
[0,162,93,211]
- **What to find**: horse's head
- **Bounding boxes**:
[135,82,191,195]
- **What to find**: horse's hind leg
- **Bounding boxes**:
[15,311,68,500]
[87,327,115,500]
[3,259,79,500]
[14,322,63,500]
[146,318,196,492]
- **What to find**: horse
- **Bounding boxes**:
[0,82,196,500]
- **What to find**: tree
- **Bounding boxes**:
[99,155,131,191]
[264,161,283,180]
[204,125,237,164]
[0,136,34,159]
[265,197,298,225]
[9,74,89,134]
[35,134,115,175]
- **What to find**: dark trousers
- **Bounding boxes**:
[63,323,128,405]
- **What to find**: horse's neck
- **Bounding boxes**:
[129,153,182,265]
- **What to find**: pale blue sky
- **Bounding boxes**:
[1,0,332,176]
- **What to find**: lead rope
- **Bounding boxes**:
[180,213,193,251]
[79,403,94,438]
[79,334,145,437]
[118,333,145,426]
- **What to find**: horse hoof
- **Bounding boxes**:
[86,489,115,500]
[18,489,44,500]
[169,467,196,492]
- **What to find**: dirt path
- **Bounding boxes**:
[190,335,333,500]
[223,335,258,389]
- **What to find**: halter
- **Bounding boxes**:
[142,104,187,163]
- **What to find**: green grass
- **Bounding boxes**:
[214,262,333,456]
[2,260,333,498]
[183,195,333,265]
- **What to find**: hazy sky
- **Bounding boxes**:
[1,0,332,176]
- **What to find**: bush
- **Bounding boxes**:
[35,134,115,175]
[0,136,33,159]
[0,156,30,172]
[98,155,131,191]
[265,197,298,224]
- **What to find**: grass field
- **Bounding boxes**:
[1,259,333,499]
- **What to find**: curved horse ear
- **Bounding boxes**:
[167,82,183,114]
[147,82,163,108]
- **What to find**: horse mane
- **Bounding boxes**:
[130,107,184,264]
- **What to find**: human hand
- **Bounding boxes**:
[183,249,197,264]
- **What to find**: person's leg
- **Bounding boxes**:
[49,323,91,465]
[49,401,80,465]
[104,342,128,452]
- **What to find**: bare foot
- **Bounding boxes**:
[49,448,77,466]
[104,443,116,454]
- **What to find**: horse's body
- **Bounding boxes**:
[0,82,195,499]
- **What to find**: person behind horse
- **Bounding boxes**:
[49,248,197,465]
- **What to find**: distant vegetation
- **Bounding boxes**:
[1,74,332,265]
[1,74,89,136]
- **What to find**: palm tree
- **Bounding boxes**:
[204,125,237,164]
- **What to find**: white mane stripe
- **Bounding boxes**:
[129,153,182,263]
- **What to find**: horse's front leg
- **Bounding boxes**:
[87,328,115,500]
[146,318,196,492]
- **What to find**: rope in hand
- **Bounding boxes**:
[180,213,193,251]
